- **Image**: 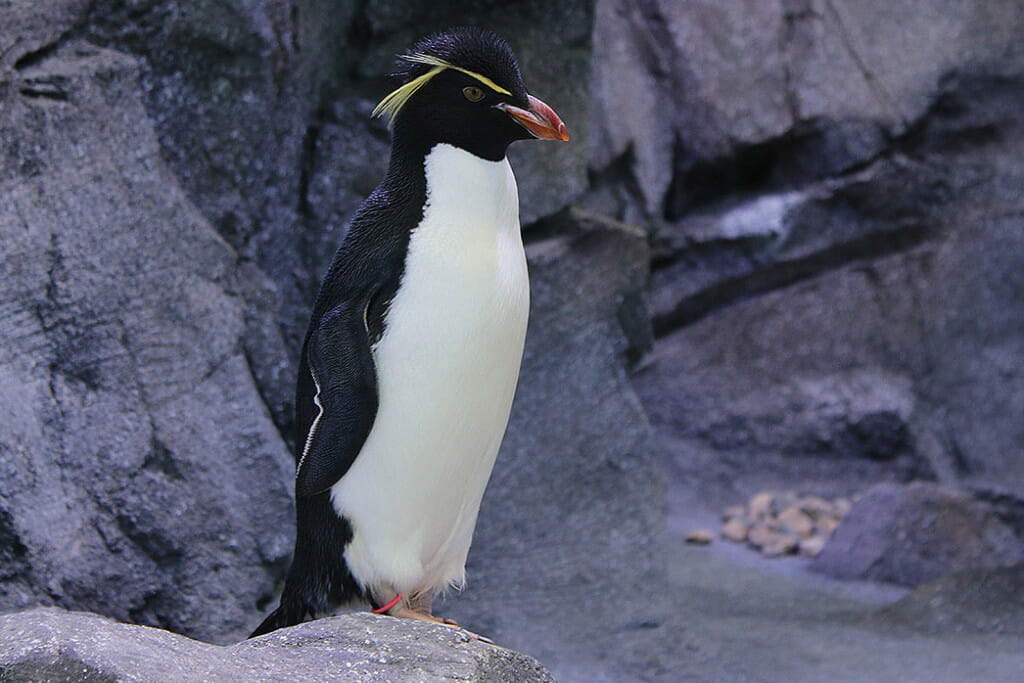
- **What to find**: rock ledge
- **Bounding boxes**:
[0,607,554,683]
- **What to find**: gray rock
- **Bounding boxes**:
[591,0,1024,217]
[440,209,671,682]
[0,42,293,643]
[783,0,1022,130]
[811,483,1024,586]
[635,326,930,511]
[648,153,949,334]
[0,607,554,683]
[303,98,391,291]
[636,57,1024,510]
[880,563,1024,635]
[60,0,359,432]
[647,137,944,346]
[589,0,689,217]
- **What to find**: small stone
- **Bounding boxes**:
[719,491,858,560]
[721,518,749,542]
[749,492,775,519]
[685,528,714,545]
[760,534,798,558]
[799,533,828,557]
[746,522,782,549]
[770,490,798,515]
[778,506,815,538]
[797,495,834,518]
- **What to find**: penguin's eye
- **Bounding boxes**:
[462,86,485,102]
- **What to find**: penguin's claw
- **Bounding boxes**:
[464,628,496,645]
[385,603,454,626]
[438,618,495,645]
[377,604,494,644]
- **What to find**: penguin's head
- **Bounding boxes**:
[374,27,569,161]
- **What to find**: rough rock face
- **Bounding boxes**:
[0,41,293,643]
[591,0,1023,220]
[628,2,1024,514]
[811,483,1024,586]
[881,563,1024,635]
[73,0,376,434]
[0,608,555,683]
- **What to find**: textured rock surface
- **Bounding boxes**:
[0,40,294,643]
[0,608,555,683]
[880,563,1024,635]
[78,0,342,433]
[591,0,1024,219]
[634,33,1024,515]
[811,483,1024,585]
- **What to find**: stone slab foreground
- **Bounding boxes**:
[0,607,554,683]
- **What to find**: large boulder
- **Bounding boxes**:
[811,483,1024,586]
[0,42,293,643]
[632,16,1024,508]
[0,607,555,683]
[880,563,1024,635]
[591,0,1024,219]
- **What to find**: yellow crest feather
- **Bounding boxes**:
[371,65,446,128]
[372,53,513,128]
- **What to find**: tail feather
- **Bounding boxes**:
[250,491,362,638]
[249,597,310,638]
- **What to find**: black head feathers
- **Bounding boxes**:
[372,26,567,160]
[397,27,527,103]
[373,27,529,127]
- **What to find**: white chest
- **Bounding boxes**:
[331,144,530,596]
[385,144,529,362]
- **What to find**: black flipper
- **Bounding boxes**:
[249,489,364,638]
[294,303,378,498]
[249,301,379,639]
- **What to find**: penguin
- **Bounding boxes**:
[251,27,568,638]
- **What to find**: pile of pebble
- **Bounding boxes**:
[686,491,855,557]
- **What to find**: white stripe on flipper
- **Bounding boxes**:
[297,370,325,477]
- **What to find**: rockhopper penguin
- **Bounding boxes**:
[251,27,568,638]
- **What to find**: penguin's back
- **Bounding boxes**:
[331,143,529,597]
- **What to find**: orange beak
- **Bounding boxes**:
[499,94,570,142]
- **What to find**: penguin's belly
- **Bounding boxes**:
[331,144,528,596]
